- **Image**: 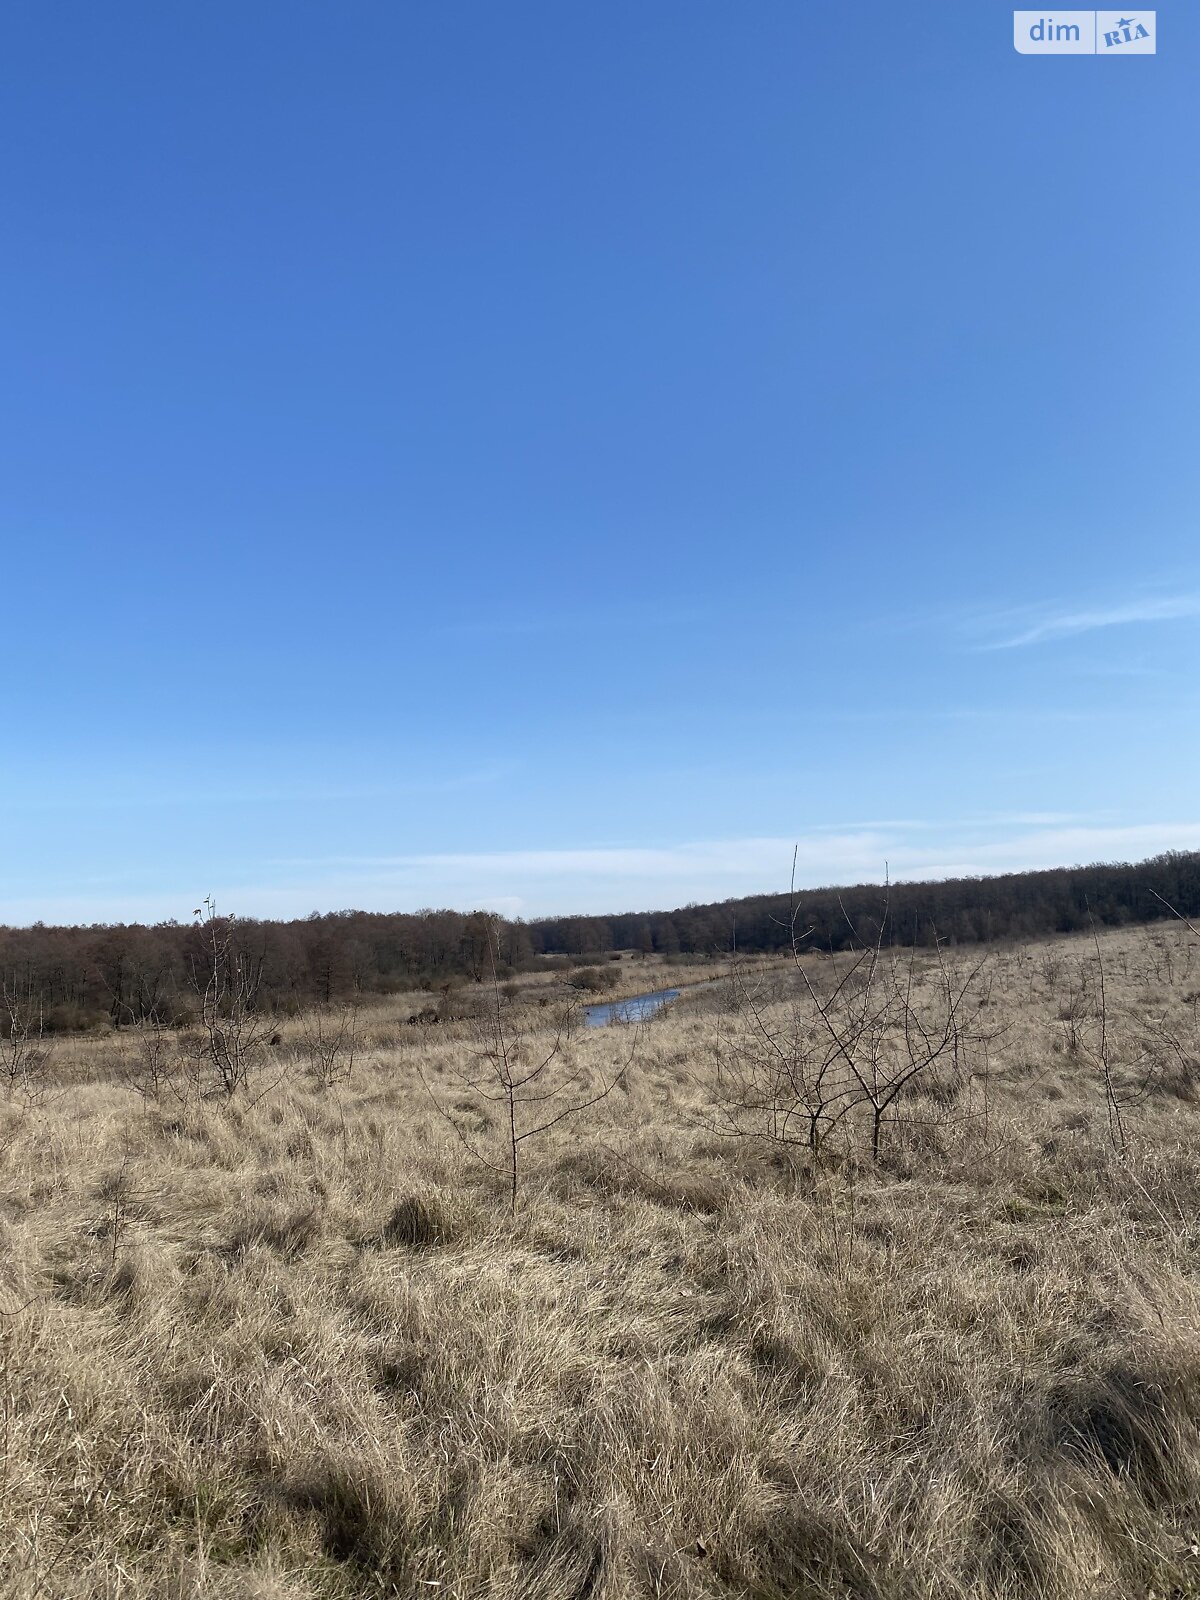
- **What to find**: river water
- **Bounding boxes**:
[583,987,680,1027]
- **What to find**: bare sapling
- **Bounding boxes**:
[1080,905,1164,1155]
[712,856,854,1158]
[717,857,993,1165]
[1088,909,1125,1155]
[125,1006,182,1103]
[419,917,634,1209]
[1,978,52,1105]
[801,936,990,1163]
[102,1147,136,1281]
[1139,983,1200,1102]
[187,898,273,1100]
[794,861,993,1161]
[300,1001,360,1088]
[712,956,860,1161]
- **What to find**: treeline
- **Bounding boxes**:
[2,851,1198,1032]
[528,851,1200,958]
[0,909,536,1033]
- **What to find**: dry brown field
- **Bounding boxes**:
[3,922,1200,1599]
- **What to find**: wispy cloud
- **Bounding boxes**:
[261,820,1200,916]
[980,593,1200,650]
[10,818,1199,925]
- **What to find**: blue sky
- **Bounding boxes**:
[2,2,1197,924]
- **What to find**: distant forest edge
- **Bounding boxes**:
[3,850,1199,1032]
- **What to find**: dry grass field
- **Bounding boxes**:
[4,923,1200,1599]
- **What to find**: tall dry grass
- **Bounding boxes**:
[2,924,1200,1598]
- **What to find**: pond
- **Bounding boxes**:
[583,987,680,1027]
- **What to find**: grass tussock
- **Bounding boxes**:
[3,924,1200,1597]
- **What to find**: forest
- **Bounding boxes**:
[2,849,1198,1032]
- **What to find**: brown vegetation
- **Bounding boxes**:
[3,923,1200,1597]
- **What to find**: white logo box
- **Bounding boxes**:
[1013,11,1156,53]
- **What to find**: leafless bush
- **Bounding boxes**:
[418,918,632,1208]
[817,942,990,1161]
[186,898,274,1101]
[300,1003,360,1088]
[1056,970,1093,1055]
[713,965,858,1158]
[1,979,52,1104]
[713,862,993,1164]
[571,965,617,994]
[1039,949,1065,988]
[1078,907,1164,1155]
[123,1009,182,1102]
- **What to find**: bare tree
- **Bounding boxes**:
[187,899,272,1100]
[124,1006,181,1102]
[812,938,990,1162]
[418,918,633,1209]
[712,960,859,1159]
[1,979,52,1105]
[1087,910,1125,1155]
[300,1001,360,1089]
[1077,906,1167,1153]
[713,857,992,1164]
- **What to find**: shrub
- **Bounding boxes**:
[571,967,616,993]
